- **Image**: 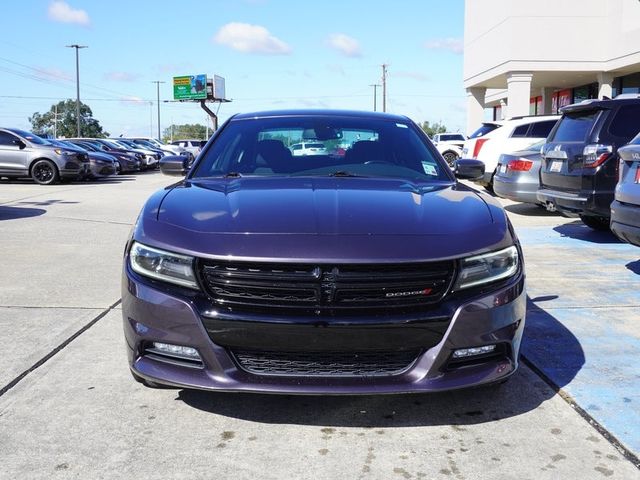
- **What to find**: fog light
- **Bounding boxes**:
[152,342,201,360]
[452,345,496,358]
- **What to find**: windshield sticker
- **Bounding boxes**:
[395,123,409,129]
[422,163,437,176]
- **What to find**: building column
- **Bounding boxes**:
[506,72,533,118]
[597,72,614,99]
[466,87,486,136]
[541,87,555,115]
[499,99,507,120]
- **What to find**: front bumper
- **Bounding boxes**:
[87,163,117,178]
[122,265,526,394]
[611,200,640,247]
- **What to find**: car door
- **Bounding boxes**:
[0,131,29,175]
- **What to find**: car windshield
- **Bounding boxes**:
[8,128,50,145]
[469,124,500,139]
[550,110,600,142]
[102,139,126,149]
[440,134,465,142]
[192,115,451,182]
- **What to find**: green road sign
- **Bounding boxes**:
[173,74,207,100]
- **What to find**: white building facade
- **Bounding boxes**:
[464,0,640,134]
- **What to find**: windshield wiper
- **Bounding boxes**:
[223,172,242,178]
[328,171,362,177]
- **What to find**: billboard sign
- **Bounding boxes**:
[173,74,207,100]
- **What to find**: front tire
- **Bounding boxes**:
[579,215,610,231]
[442,150,459,167]
[31,159,60,185]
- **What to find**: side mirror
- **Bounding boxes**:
[454,159,485,180]
[160,155,190,176]
[14,139,26,149]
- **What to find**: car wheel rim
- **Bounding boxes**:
[34,163,53,182]
[443,153,457,166]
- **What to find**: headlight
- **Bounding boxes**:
[54,148,71,155]
[129,242,198,289]
[453,246,519,290]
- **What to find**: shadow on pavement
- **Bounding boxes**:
[504,203,558,217]
[16,199,78,207]
[0,205,46,221]
[522,297,585,387]
[626,260,640,275]
[553,221,622,244]
[178,298,584,427]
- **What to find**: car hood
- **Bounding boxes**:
[137,177,512,262]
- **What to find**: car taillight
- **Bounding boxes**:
[472,138,489,158]
[583,144,612,168]
[507,158,533,171]
[635,164,640,184]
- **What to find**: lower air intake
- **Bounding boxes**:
[231,349,421,377]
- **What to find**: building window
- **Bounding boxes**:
[529,96,542,115]
[621,72,640,95]
[552,89,573,113]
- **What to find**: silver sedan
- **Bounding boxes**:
[494,141,545,205]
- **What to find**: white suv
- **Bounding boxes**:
[432,133,466,166]
[290,142,327,156]
[463,116,559,188]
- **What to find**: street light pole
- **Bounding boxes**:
[66,45,87,137]
[152,81,165,141]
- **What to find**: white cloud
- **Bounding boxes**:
[424,38,463,55]
[47,1,90,26]
[213,22,292,55]
[326,33,362,58]
[104,72,139,82]
[120,96,147,106]
[35,67,72,81]
[392,71,431,82]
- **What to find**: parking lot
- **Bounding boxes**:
[1,172,639,479]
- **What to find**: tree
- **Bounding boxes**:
[162,123,209,142]
[29,99,108,138]
[419,120,447,138]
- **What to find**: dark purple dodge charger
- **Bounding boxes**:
[122,110,526,393]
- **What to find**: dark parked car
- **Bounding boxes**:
[537,95,640,230]
[66,138,142,173]
[494,140,545,205]
[0,128,89,184]
[50,140,117,179]
[122,110,526,394]
[611,133,640,246]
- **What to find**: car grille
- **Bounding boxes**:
[230,349,421,377]
[198,260,456,313]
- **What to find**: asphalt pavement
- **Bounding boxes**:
[0,173,638,479]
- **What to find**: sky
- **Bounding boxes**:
[0,0,466,138]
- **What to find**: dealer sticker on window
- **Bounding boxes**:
[422,163,437,176]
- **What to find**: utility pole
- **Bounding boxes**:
[151,81,165,141]
[53,104,58,138]
[381,64,388,113]
[369,84,381,112]
[66,44,87,137]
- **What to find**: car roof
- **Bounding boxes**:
[560,95,640,114]
[231,109,411,122]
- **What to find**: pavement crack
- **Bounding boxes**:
[0,298,122,398]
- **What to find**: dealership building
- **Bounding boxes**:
[463,0,640,134]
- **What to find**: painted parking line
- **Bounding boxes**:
[517,223,640,456]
